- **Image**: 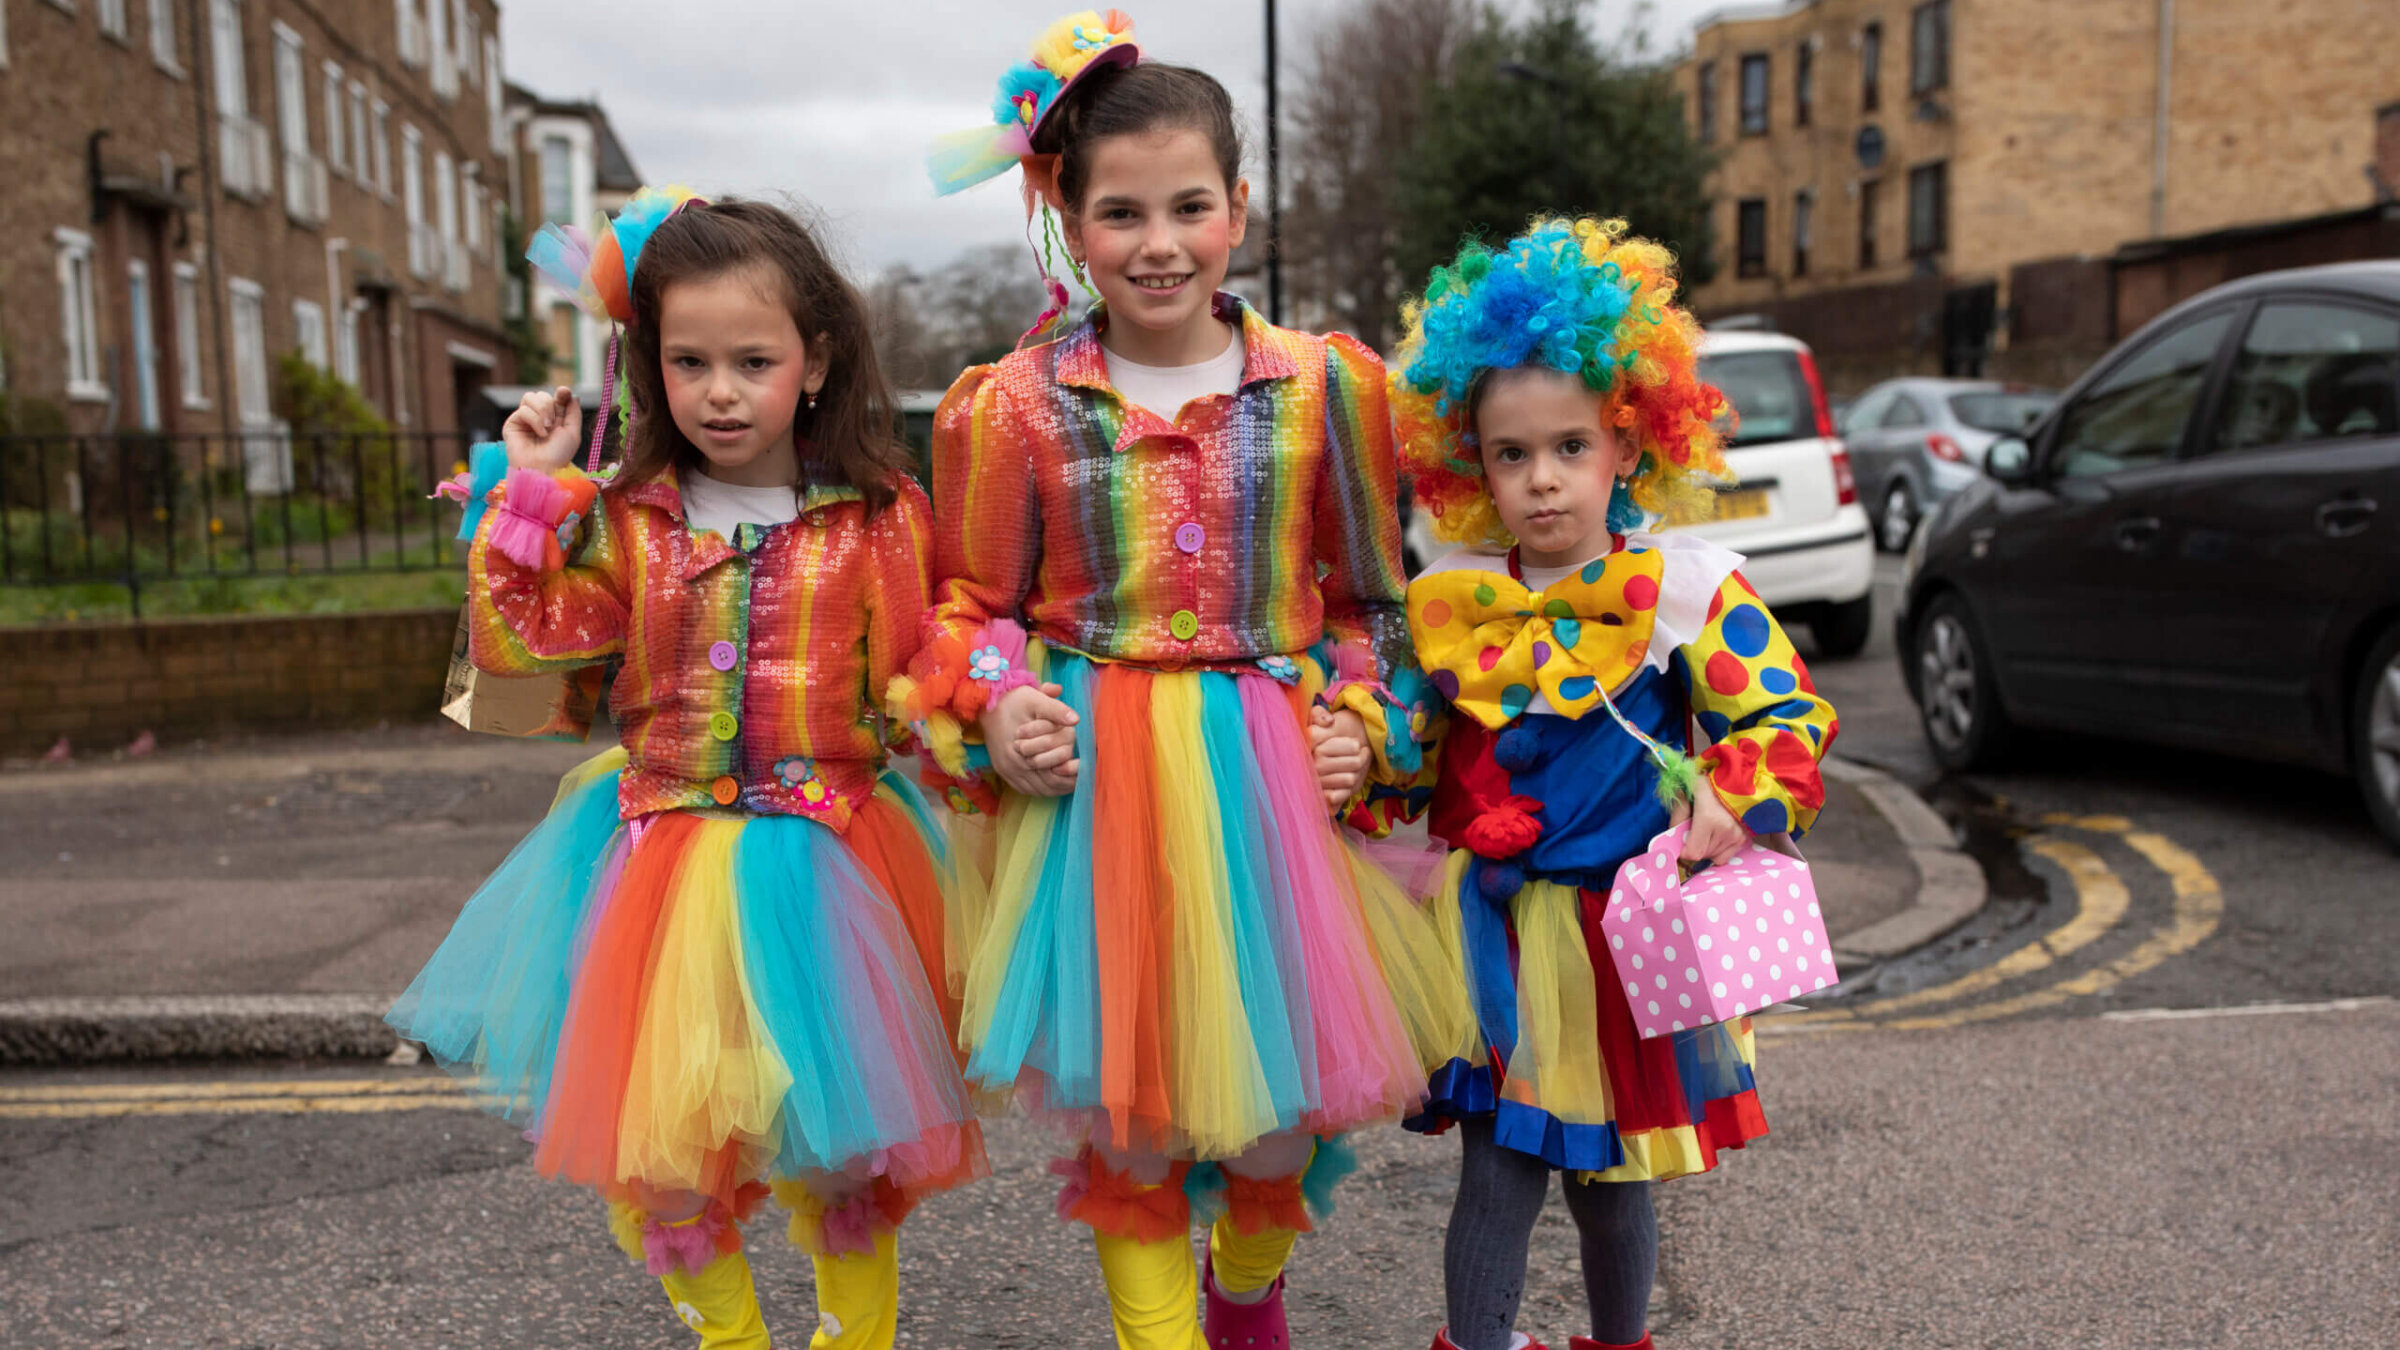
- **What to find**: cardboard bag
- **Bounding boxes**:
[439,604,602,741]
[1601,823,1835,1038]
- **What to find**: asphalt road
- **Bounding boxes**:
[3,558,2395,1347]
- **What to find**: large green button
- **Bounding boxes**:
[1169,609,1200,641]
[708,711,739,741]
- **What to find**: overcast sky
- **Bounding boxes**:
[498,0,1728,278]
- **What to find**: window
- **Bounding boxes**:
[127,261,162,429]
[350,81,370,186]
[2209,303,2400,454]
[1907,161,1947,256]
[210,0,270,197]
[1861,21,1882,113]
[272,23,323,222]
[1879,393,1928,429]
[426,0,454,97]
[453,0,474,85]
[1858,179,1880,268]
[1792,189,1813,279]
[540,134,573,224]
[1795,39,1813,127]
[99,0,128,42]
[150,0,179,70]
[1696,60,1717,144]
[2052,310,2234,478]
[484,35,504,151]
[336,299,361,384]
[371,99,392,194]
[395,0,422,68]
[55,229,107,402]
[1738,54,1769,135]
[322,62,347,176]
[1911,0,1950,97]
[1697,349,1816,446]
[292,298,328,369]
[1736,198,1767,279]
[228,278,270,428]
[174,262,208,408]
[403,124,430,276]
[436,149,463,289]
[463,161,484,251]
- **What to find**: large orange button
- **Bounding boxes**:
[710,775,740,806]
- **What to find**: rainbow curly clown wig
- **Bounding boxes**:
[1392,217,1731,550]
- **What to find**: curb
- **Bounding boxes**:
[1822,756,1989,965]
[0,995,400,1065]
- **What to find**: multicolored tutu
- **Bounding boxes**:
[958,651,1475,1159]
[389,748,986,1210]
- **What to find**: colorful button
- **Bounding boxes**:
[709,711,739,741]
[708,640,738,672]
[1169,609,1200,641]
[710,776,740,806]
[1173,522,1205,554]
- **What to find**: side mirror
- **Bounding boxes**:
[1985,435,2034,486]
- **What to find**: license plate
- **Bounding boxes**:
[1666,487,1769,526]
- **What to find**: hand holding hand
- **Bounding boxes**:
[980,682,1080,797]
[502,386,582,472]
[1309,705,1372,814]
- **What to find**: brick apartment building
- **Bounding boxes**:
[500,83,640,395]
[1677,0,2400,390]
[0,0,511,439]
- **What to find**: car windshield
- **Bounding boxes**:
[1949,391,2054,433]
[1699,350,1815,446]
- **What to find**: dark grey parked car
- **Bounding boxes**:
[1842,379,2055,551]
[1895,261,2400,849]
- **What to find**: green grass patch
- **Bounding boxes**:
[0,567,464,625]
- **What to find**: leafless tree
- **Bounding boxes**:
[865,244,1054,392]
[1284,0,1480,352]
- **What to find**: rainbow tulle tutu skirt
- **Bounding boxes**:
[1410,850,1767,1180]
[389,748,984,1209]
[957,653,1475,1159]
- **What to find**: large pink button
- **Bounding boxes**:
[1173,522,1204,554]
[708,641,738,672]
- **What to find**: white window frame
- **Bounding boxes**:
[462,160,484,251]
[402,123,430,277]
[395,0,422,69]
[99,0,130,42]
[292,298,328,370]
[150,0,182,72]
[370,98,392,197]
[321,60,347,176]
[127,260,163,430]
[349,80,369,187]
[56,229,109,404]
[425,0,454,98]
[272,23,325,224]
[454,0,475,86]
[484,34,505,152]
[227,277,271,429]
[336,298,363,385]
[174,261,209,409]
[1,2,11,70]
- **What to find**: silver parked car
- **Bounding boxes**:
[1842,379,2056,551]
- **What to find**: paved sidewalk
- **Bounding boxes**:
[0,720,1950,1059]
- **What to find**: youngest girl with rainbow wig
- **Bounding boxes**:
[1377,218,1840,1350]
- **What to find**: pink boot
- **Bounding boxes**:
[1202,1246,1289,1348]
[1569,1336,1653,1350]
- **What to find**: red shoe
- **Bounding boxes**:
[1202,1246,1289,1348]
[1569,1336,1653,1349]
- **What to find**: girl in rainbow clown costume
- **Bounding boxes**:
[1371,218,1840,1350]
[388,190,985,1350]
[894,11,1474,1349]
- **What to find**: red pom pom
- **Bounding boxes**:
[1461,794,1545,859]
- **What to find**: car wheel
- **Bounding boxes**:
[1878,481,1920,553]
[2354,625,2400,852]
[1914,592,2010,771]
[1809,594,1874,659]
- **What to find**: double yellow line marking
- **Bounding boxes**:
[0,1076,480,1120]
[1769,813,2223,1034]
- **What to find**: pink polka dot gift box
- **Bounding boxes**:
[1601,823,1837,1038]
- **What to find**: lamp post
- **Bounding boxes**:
[1265,0,1283,324]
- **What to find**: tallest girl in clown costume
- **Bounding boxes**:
[898,11,1473,1350]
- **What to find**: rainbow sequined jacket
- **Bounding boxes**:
[458,444,931,832]
[891,294,1422,805]
[1354,534,1838,878]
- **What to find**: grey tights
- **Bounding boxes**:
[1442,1117,1657,1350]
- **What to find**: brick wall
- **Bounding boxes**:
[0,608,455,755]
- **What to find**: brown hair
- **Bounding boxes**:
[1034,62,1244,215]
[618,198,908,514]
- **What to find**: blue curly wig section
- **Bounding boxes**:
[1400,221,1645,423]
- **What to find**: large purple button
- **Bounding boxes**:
[1173,522,1204,554]
[708,640,739,672]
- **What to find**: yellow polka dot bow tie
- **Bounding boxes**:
[1406,549,1672,729]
